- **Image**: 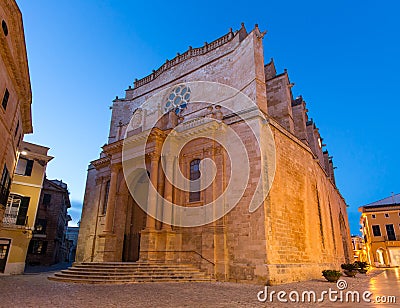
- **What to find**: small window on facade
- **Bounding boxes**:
[189,159,201,202]
[102,180,110,214]
[43,193,51,206]
[2,88,9,110]
[28,240,48,255]
[385,213,389,218]
[2,20,8,36]
[372,225,381,237]
[0,164,11,206]
[15,158,34,176]
[14,121,19,137]
[385,224,396,240]
[35,219,47,234]
[371,214,376,219]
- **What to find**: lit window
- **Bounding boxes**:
[34,219,47,234]
[29,240,48,255]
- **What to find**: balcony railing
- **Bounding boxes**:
[1,213,29,229]
[2,213,17,225]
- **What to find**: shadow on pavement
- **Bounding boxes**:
[24,262,72,274]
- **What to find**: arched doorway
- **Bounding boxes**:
[376,248,388,266]
[122,170,148,262]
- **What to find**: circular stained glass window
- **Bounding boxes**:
[164,84,191,114]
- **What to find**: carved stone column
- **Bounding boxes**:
[162,155,175,230]
[145,153,160,230]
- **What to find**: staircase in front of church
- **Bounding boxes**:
[48,262,212,284]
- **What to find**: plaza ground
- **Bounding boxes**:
[0,268,399,307]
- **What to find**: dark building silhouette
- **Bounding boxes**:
[26,179,71,266]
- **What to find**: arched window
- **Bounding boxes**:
[189,159,200,202]
[102,180,110,214]
[2,20,8,36]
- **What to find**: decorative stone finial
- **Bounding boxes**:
[255,23,259,28]
[241,22,245,28]
[189,46,192,50]
[128,85,131,89]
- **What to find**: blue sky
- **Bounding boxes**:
[17,0,400,232]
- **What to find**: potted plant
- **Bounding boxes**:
[322,270,342,282]
[354,261,369,274]
[341,263,358,277]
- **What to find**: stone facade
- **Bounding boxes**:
[0,0,32,225]
[76,24,353,284]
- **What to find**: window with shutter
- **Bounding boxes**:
[15,158,34,176]
[25,160,34,176]
[0,165,11,206]
[43,193,51,206]
[16,197,30,226]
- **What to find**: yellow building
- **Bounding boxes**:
[0,0,33,223]
[0,142,52,274]
[359,193,400,267]
[351,235,368,263]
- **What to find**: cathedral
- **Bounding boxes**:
[76,24,352,285]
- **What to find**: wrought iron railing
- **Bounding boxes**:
[2,213,17,225]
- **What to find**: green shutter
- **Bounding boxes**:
[16,197,30,226]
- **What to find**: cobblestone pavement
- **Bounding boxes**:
[0,269,398,307]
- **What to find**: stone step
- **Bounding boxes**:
[49,262,212,284]
[63,269,203,275]
[74,264,195,269]
[80,262,194,267]
[48,275,211,284]
[55,273,205,280]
